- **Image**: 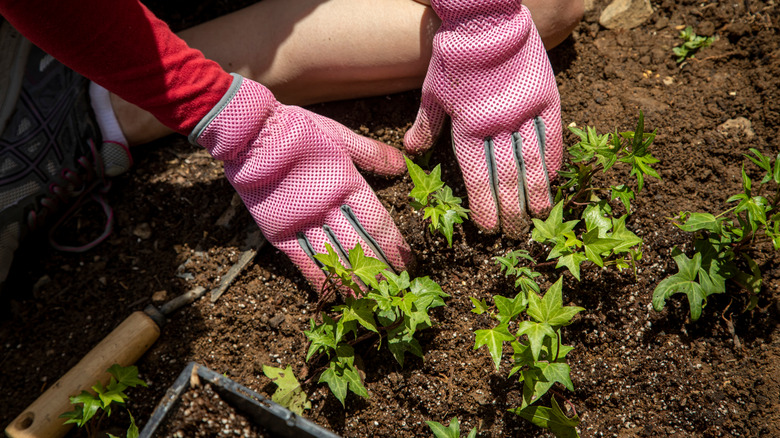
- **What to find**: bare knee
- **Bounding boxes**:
[524,0,585,49]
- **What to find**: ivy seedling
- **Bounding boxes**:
[673,26,716,63]
[304,242,448,406]
[471,278,584,437]
[654,148,779,320]
[405,156,469,247]
[426,417,477,438]
[60,364,147,438]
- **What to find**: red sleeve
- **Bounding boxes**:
[0,0,233,134]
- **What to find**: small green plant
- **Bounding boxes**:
[526,112,658,280]
[60,364,146,438]
[471,277,584,437]
[673,26,716,63]
[262,365,311,415]
[406,156,469,247]
[426,417,477,438]
[304,242,448,406]
[653,149,779,321]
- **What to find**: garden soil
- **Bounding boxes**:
[1,1,778,437]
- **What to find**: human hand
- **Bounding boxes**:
[190,74,412,292]
[404,0,562,238]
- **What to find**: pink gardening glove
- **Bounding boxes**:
[190,74,412,292]
[404,0,562,238]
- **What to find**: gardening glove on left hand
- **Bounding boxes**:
[404,0,563,238]
[190,74,413,292]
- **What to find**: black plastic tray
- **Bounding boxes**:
[139,361,341,438]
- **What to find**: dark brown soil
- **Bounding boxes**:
[156,382,269,438]
[2,1,778,437]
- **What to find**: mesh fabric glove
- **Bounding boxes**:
[404,0,562,238]
[191,74,412,292]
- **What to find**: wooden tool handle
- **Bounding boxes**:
[5,311,161,438]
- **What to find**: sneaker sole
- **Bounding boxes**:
[0,18,32,134]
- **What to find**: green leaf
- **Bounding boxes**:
[531,201,579,243]
[126,411,139,438]
[512,397,580,438]
[337,297,379,334]
[69,391,102,426]
[582,203,612,237]
[348,244,388,290]
[542,362,575,391]
[406,156,444,205]
[494,292,528,324]
[474,324,515,370]
[555,252,588,281]
[319,365,348,407]
[426,418,460,438]
[610,215,643,253]
[610,184,635,213]
[527,278,585,328]
[263,365,312,415]
[94,378,128,408]
[582,228,620,267]
[410,276,449,310]
[470,296,489,314]
[516,320,556,362]
[652,251,707,321]
[107,364,147,389]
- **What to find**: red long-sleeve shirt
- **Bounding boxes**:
[0,0,233,134]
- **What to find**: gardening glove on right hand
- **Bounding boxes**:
[190,74,412,292]
[404,0,563,238]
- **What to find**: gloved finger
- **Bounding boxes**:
[310,113,406,177]
[403,88,448,155]
[517,116,554,217]
[451,129,500,234]
[289,189,412,293]
[486,131,530,238]
[538,102,564,182]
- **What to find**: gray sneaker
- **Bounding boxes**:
[0,21,131,291]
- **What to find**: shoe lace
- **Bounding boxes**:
[26,138,115,252]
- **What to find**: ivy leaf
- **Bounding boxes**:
[531,201,579,243]
[410,276,449,310]
[582,203,612,237]
[69,391,102,426]
[319,365,349,407]
[512,397,580,438]
[516,320,556,362]
[610,215,643,253]
[262,365,311,415]
[406,156,444,205]
[653,251,706,321]
[94,378,128,408]
[426,418,463,438]
[541,362,575,391]
[610,184,635,213]
[494,292,528,324]
[107,364,147,389]
[337,297,379,334]
[555,252,588,281]
[582,228,621,267]
[474,324,515,370]
[470,296,489,314]
[527,278,584,327]
[348,244,388,290]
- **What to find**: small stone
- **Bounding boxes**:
[269,314,285,330]
[599,0,654,30]
[152,290,168,302]
[133,222,152,239]
[717,117,755,139]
